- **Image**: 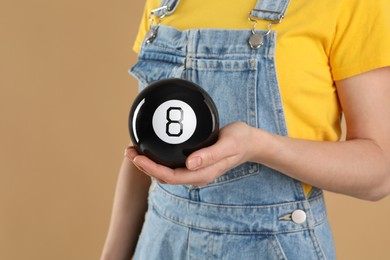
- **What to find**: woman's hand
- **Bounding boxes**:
[127,122,267,186]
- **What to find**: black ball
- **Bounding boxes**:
[129,78,219,168]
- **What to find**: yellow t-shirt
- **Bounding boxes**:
[133,0,390,195]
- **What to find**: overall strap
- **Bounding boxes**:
[251,0,291,21]
[153,0,181,17]
[153,0,290,20]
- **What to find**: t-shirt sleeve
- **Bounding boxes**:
[132,1,154,54]
[330,0,390,81]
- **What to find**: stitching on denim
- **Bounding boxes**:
[206,162,259,186]
[151,204,324,235]
[146,44,276,57]
[188,67,256,71]
[204,166,260,187]
[181,58,257,71]
[142,44,186,55]
[186,227,191,260]
[208,232,215,259]
[138,57,184,66]
[264,34,285,137]
[268,33,289,137]
[144,43,275,57]
[137,56,260,71]
[157,184,324,209]
[139,53,266,72]
[246,60,252,128]
[270,235,288,260]
[251,59,259,128]
[192,53,275,58]
[309,228,327,260]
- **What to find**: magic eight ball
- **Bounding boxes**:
[129,78,219,168]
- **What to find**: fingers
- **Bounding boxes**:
[186,134,237,171]
[132,156,200,185]
[124,145,138,160]
[125,143,227,185]
[124,145,218,186]
[132,153,235,186]
[125,147,167,183]
[125,122,252,186]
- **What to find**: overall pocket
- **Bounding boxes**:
[131,56,258,129]
[186,58,260,183]
[187,58,258,129]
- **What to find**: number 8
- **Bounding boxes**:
[166,107,183,137]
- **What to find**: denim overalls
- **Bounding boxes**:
[130,0,336,259]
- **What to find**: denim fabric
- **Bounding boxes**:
[134,185,334,259]
[130,1,336,258]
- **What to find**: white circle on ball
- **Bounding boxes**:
[152,100,197,144]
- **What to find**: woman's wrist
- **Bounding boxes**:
[247,125,279,165]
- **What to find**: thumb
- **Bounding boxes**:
[186,138,234,170]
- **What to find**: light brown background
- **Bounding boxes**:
[1,1,389,259]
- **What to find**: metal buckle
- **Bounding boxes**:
[146,6,170,44]
[247,10,284,49]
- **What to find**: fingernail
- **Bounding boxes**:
[187,156,202,170]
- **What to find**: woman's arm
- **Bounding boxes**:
[130,66,390,201]
[101,149,151,260]
[260,66,390,200]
